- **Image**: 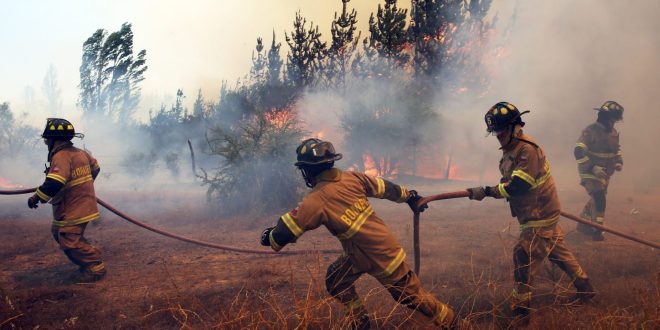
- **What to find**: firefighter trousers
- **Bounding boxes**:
[325,254,453,326]
[51,223,105,275]
[580,178,610,226]
[512,225,588,305]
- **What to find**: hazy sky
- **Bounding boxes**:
[1,0,410,122]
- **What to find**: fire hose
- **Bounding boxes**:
[0,188,340,255]
[412,190,660,275]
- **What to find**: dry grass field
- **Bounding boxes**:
[1,182,658,329]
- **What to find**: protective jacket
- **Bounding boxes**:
[268,168,412,281]
[575,121,622,185]
[488,133,561,229]
[35,142,101,226]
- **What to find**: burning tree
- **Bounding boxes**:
[202,109,304,214]
[408,0,496,95]
[340,79,439,178]
[362,0,410,78]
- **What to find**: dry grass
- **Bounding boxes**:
[0,185,658,329]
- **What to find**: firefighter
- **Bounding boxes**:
[466,102,595,321]
[27,118,106,282]
[260,138,457,329]
[574,101,624,241]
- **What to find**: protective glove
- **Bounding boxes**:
[615,163,623,172]
[27,194,40,209]
[592,165,608,179]
[260,227,274,246]
[467,187,487,201]
[407,190,429,213]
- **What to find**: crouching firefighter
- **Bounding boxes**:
[574,101,624,241]
[27,118,106,282]
[260,138,458,329]
[466,103,595,322]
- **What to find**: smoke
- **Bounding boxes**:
[2,0,659,220]
[298,0,660,194]
[483,0,660,190]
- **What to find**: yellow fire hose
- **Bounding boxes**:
[0,187,341,255]
[412,190,659,275]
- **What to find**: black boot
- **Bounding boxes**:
[592,230,605,241]
[570,278,596,302]
[348,313,370,330]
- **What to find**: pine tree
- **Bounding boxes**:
[78,23,147,123]
[285,11,327,88]
[250,37,267,84]
[366,0,410,76]
[408,0,495,93]
[42,64,62,116]
[266,31,283,85]
[326,0,360,87]
[409,0,465,80]
[192,89,205,118]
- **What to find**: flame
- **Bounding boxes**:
[264,108,296,129]
[0,176,23,189]
[362,153,398,179]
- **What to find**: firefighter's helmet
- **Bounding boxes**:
[41,118,80,141]
[294,138,342,168]
[594,101,623,121]
[484,102,530,133]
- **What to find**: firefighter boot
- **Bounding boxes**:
[348,313,370,330]
[570,278,596,303]
[439,307,469,329]
[78,262,106,283]
[592,230,605,241]
[577,204,594,234]
[344,301,370,330]
[494,301,530,328]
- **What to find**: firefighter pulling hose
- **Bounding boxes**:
[259,138,459,329]
[1,118,340,284]
[412,190,660,274]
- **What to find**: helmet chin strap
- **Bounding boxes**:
[47,139,56,162]
[300,168,315,188]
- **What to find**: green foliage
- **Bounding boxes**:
[285,11,327,88]
[366,0,410,75]
[340,80,439,177]
[202,109,304,214]
[267,32,284,85]
[78,22,147,123]
[0,102,40,158]
[408,0,496,93]
[121,150,158,178]
[325,0,361,87]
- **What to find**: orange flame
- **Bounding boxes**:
[264,108,296,129]
[0,177,23,189]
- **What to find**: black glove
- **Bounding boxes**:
[467,187,487,201]
[28,194,40,209]
[407,190,428,213]
[260,227,274,246]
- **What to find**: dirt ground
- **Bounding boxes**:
[0,182,658,329]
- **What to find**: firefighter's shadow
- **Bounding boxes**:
[12,263,81,289]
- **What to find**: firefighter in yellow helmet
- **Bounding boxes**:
[27,118,106,282]
[574,101,624,241]
[260,138,458,329]
[466,102,595,322]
